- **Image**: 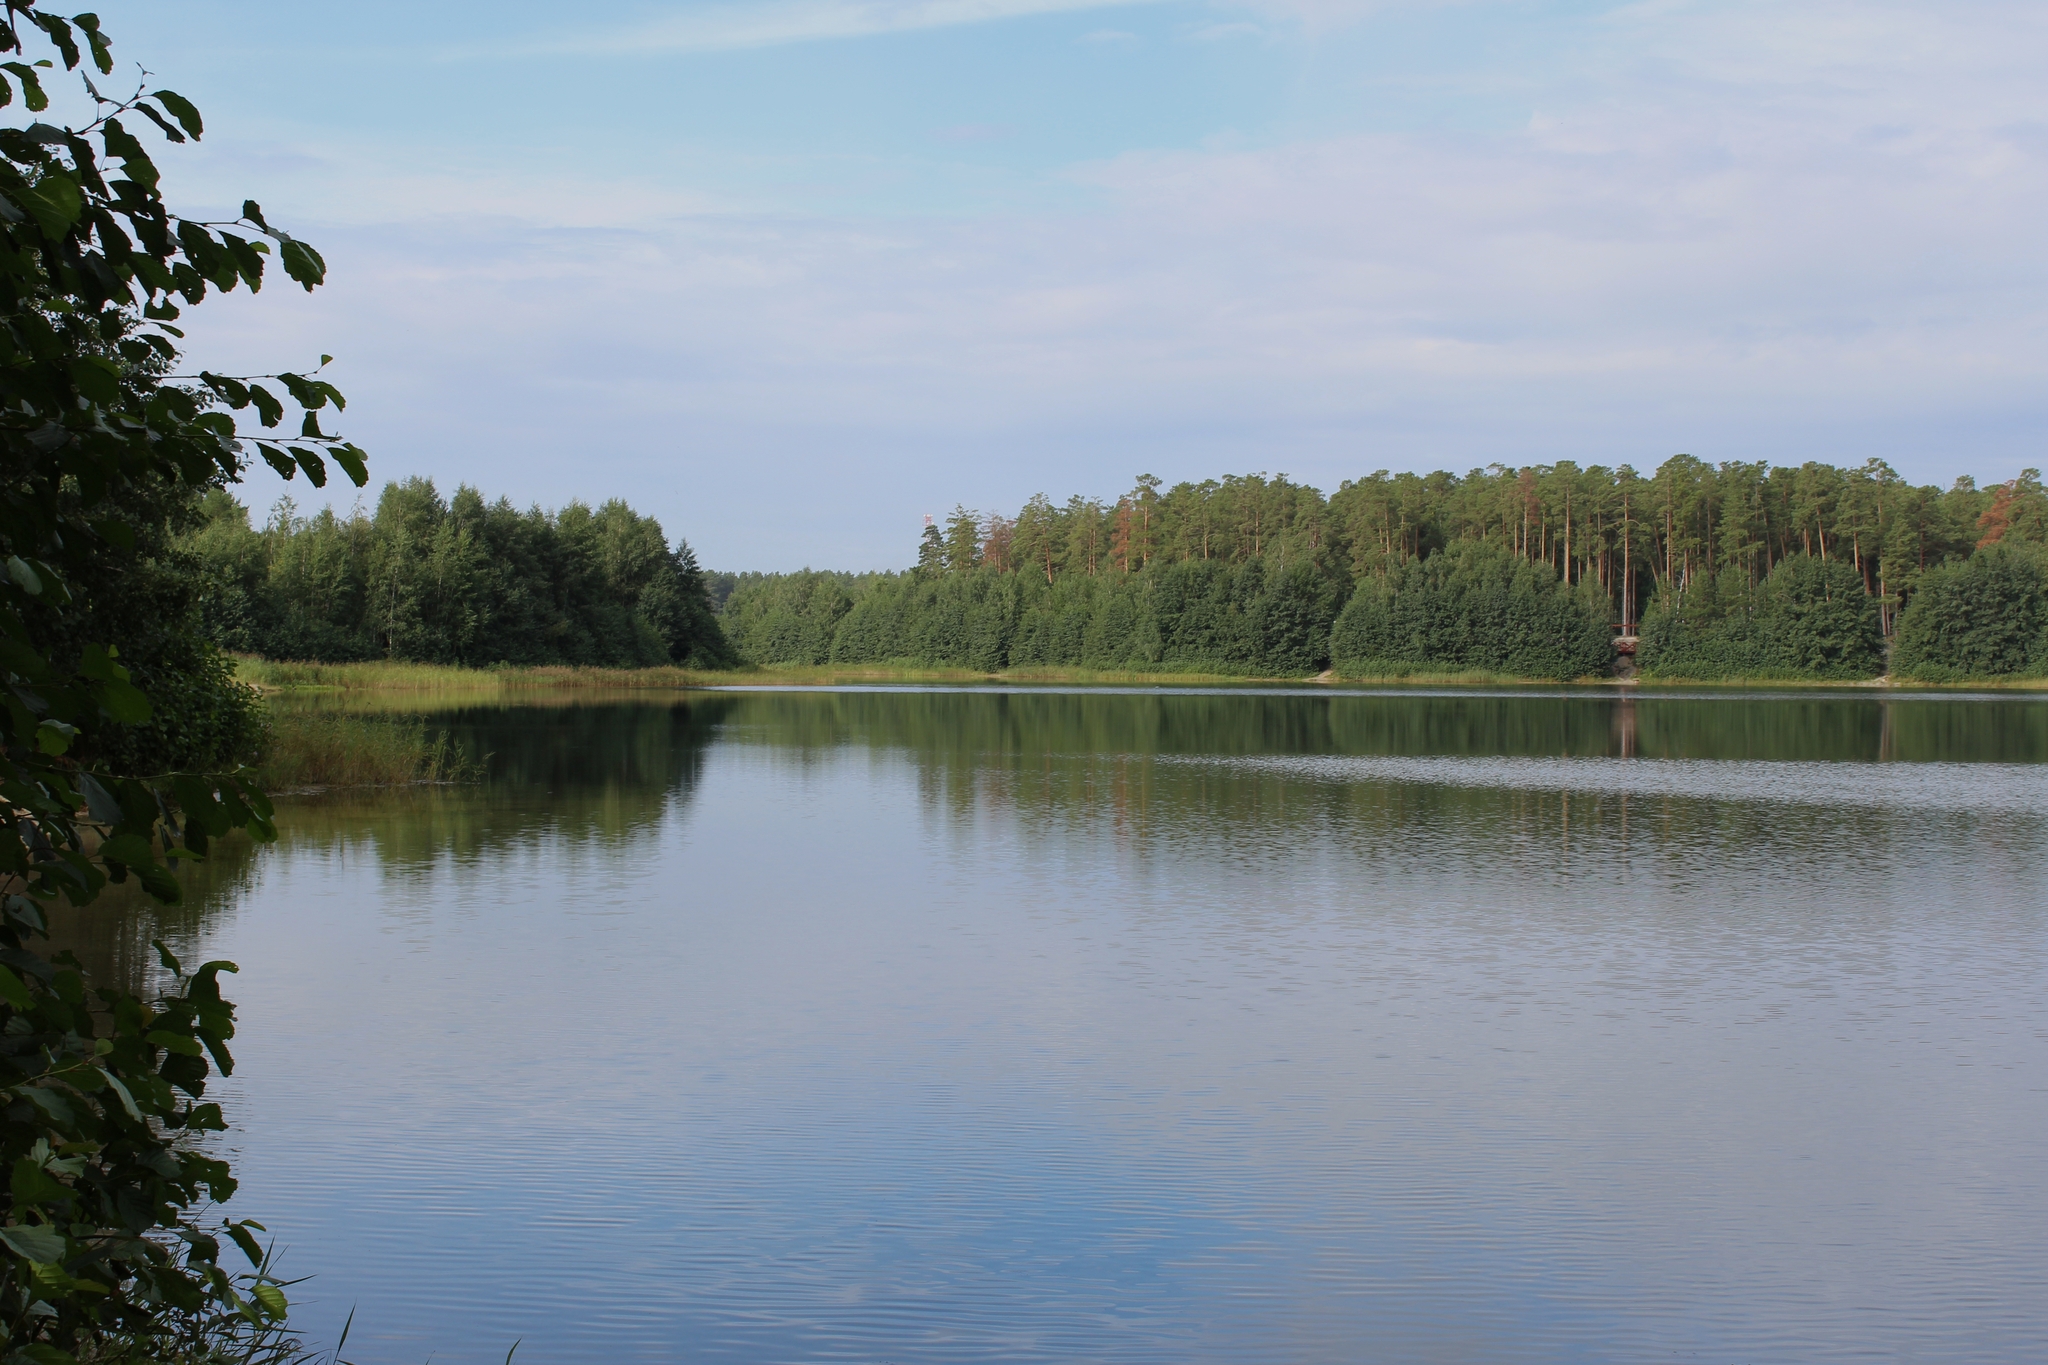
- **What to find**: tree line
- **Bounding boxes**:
[719,459,2048,681]
[179,458,2048,681]
[184,478,732,668]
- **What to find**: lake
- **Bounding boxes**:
[76,686,2048,1363]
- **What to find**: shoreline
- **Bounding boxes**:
[235,657,2048,695]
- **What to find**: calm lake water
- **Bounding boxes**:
[77,687,2048,1363]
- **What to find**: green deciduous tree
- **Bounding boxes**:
[1,3,366,1357]
[179,481,732,668]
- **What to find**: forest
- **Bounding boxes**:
[714,458,2048,681]
[184,478,731,668]
[188,457,2048,682]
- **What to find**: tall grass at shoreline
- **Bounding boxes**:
[256,710,475,790]
[235,657,723,692]
[235,655,2048,701]
[232,656,1328,693]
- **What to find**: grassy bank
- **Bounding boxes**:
[236,655,2048,699]
[233,657,1342,692]
[236,657,730,692]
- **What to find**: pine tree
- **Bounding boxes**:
[943,505,981,572]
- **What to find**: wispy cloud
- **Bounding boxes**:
[188,0,2048,570]
[504,0,1171,57]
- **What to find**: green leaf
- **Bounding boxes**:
[77,642,128,683]
[1,61,49,111]
[35,719,76,755]
[289,447,328,488]
[97,678,152,725]
[101,1072,143,1122]
[149,88,204,140]
[256,443,297,480]
[200,371,250,407]
[133,99,186,144]
[330,443,369,487]
[221,231,265,291]
[146,1030,204,1057]
[249,384,283,428]
[0,1224,67,1264]
[68,356,122,406]
[100,833,155,867]
[0,966,29,1010]
[19,1088,76,1125]
[252,1281,289,1318]
[7,555,43,595]
[13,557,68,605]
[33,12,82,70]
[277,372,323,408]
[16,173,79,238]
[137,861,181,903]
[99,116,156,189]
[224,1221,264,1266]
[77,773,126,825]
[12,1158,71,1205]
[75,12,115,75]
[279,237,325,290]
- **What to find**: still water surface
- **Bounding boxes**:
[81,688,2048,1362]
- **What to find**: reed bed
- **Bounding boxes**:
[256,710,475,790]
[235,657,718,693]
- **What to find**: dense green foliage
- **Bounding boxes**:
[887,461,2043,624]
[1636,555,1888,680]
[35,477,263,776]
[0,5,360,1358]
[721,557,1348,676]
[1329,542,1611,679]
[1890,546,2048,682]
[716,462,2048,681]
[185,479,731,668]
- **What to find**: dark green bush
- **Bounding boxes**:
[1891,545,2048,681]
[1636,555,1885,681]
[1329,541,1612,680]
[725,557,1347,676]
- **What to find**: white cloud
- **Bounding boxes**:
[500,0,1170,56]
[180,0,2048,568]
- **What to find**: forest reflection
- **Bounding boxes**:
[60,687,2048,996]
[714,688,2048,934]
[63,698,735,992]
[711,685,2048,764]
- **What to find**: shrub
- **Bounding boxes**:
[1891,545,2048,681]
[1637,555,1886,681]
[1330,541,1612,680]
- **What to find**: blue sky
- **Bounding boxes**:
[85,1,2048,568]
